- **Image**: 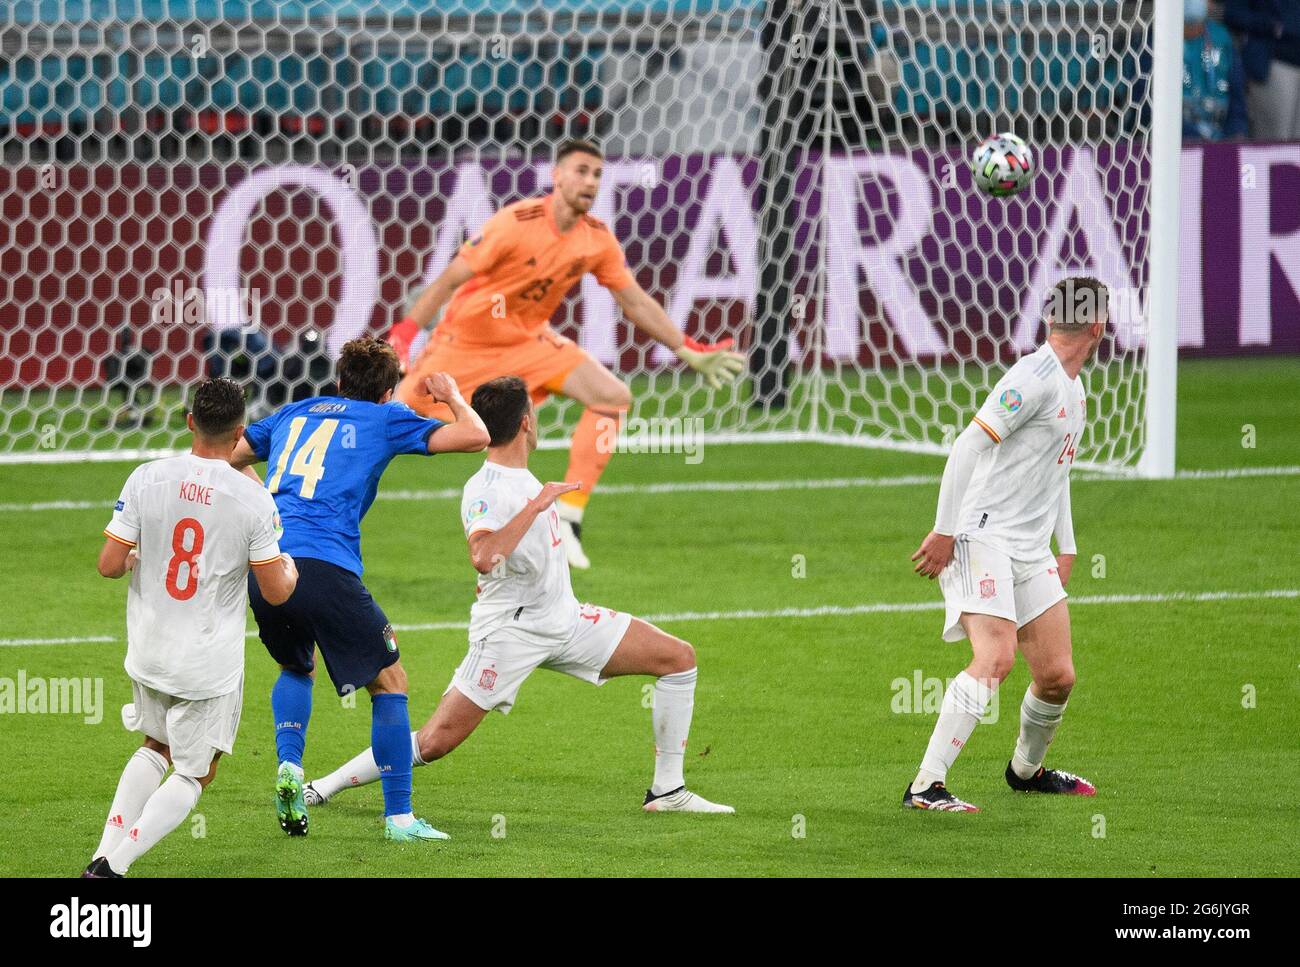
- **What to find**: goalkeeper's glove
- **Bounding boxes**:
[386,316,421,371]
[674,336,745,390]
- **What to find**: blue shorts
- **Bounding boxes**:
[248,557,399,696]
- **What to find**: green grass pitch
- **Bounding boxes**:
[0,358,1297,877]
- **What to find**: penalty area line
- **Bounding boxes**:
[4,464,1296,514]
[3,588,1295,647]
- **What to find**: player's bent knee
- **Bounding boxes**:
[1038,664,1076,699]
[989,663,1015,686]
[143,737,171,763]
[668,640,696,675]
[643,631,695,677]
[368,661,408,695]
[971,653,1016,685]
[198,754,221,789]
[605,382,633,410]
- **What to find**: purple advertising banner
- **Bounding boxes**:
[1180,142,1300,355]
[1,141,1296,388]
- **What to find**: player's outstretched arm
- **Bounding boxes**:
[911,421,997,578]
[97,538,136,579]
[421,373,491,453]
[611,282,745,390]
[467,481,581,574]
[387,256,476,369]
[252,552,298,606]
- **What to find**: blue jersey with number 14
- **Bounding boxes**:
[243,396,444,576]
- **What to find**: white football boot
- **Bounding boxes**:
[556,515,591,570]
[303,781,328,807]
[643,786,735,814]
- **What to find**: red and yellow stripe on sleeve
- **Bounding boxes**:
[971,416,1001,443]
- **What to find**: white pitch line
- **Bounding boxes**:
[378,474,941,504]
[0,499,113,513]
[0,635,117,646]
[1169,465,1300,480]
[7,465,1295,515]
[3,588,1295,647]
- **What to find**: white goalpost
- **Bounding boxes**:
[0,0,1179,475]
[1140,0,1183,479]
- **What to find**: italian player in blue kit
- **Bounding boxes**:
[232,337,489,841]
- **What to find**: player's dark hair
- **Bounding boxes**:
[471,376,530,447]
[555,138,602,164]
[337,337,402,403]
[1048,276,1109,332]
[190,377,246,439]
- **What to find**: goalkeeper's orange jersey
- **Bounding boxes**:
[440,194,635,348]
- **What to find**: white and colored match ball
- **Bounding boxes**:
[971,132,1035,197]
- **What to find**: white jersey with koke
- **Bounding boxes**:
[104,454,282,700]
[960,342,1086,559]
[461,461,579,642]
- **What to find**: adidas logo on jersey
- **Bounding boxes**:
[1057,406,1067,418]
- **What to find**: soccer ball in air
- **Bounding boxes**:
[971,132,1035,197]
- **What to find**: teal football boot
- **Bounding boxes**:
[276,764,309,836]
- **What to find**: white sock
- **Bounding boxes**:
[389,812,415,828]
[913,671,996,791]
[93,747,168,861]
[556,500,584,525]
[313,733,427,801]
[279,761,303,779]
[106,773,202,875]
[313,747,381,800]
[1011,688,1067,779]
[651,668,697,796]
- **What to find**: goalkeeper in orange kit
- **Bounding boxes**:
[388,139,744,569]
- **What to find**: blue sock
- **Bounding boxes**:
[271,670,313,768]
[372,693,413,817]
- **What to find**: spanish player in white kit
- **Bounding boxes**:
[904,277,1105,813]
[83,378,299,876]
[304,375,733,816]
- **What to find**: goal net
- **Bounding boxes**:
[0,0,1177,471]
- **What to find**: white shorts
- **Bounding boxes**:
[448,603,633,714]
[121,678,243,778]
[939,537,1066,643]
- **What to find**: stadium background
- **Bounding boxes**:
[3,0,1295,458]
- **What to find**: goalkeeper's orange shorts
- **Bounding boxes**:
[394,325,591,420]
